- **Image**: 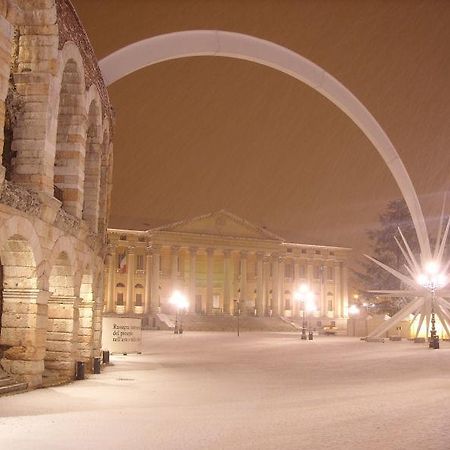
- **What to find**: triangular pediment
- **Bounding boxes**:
[154,211,284,241]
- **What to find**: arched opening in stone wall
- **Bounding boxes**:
[54,59,86,218]
[0,235,40,381]
[82,101,102,232]
[78,270,94,368]
[45,251,76,382]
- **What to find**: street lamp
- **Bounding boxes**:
[417,261,448,349]
[169,290,189,334]
[294,284,315,341]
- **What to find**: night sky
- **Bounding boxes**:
[72,0,450,260]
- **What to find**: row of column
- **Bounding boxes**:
[106,245,348,318]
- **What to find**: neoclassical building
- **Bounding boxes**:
[0,1,113,389]
[105,211,350,325]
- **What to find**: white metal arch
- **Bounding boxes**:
[99,30,431,257]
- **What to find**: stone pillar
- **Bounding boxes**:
[78,299,94,368]
[239,251,248,306]
[320,265,326,317]
[263,255,270,315]
[0,288,48,388]
[223,249,232,314]
[126,247,135,313]
[91,302,103,359]
[45,295,80,383]
[342,264,349,317]
[12,5,60,195]
[144,247,152,314]
[150,245,161,314]
[256,252,264,316]
[106,245,115,313]
[189,247,197,313]
[271,254,279,315]
[206,248,214,314]
[170,246,179,291]
[334,263,342,317]
[293,258,300,317]
[279,256,285,315]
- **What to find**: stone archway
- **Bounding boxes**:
[99,30,431,258]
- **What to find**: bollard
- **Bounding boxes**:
[93,357,101,374]
[308,331,314,340]
[75,361,85,380]
[102,350,110,364]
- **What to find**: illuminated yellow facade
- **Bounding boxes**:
[104,211,350,326]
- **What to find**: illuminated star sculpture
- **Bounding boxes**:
[365,206,450,345]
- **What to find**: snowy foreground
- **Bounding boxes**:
[1,332,450,450]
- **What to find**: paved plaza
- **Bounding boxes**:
[1,331,450,449]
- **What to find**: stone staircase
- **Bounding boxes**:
[0,369,28,396]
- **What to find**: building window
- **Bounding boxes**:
[330,251,335,256]
[299,265,306,278]
[314,266,321,279]
[315,250,320,255]
[284,263,293,278]
[116,292,124,305]
[287,248,292,253]
[119,234,127,241]
[136,254,144,271]
[285,290,291,310]
[213,294,220,309]
[301,249,307,254]
[328,300,333,311]
[177,255,181,273]
[138,236,145,242]
[327,267,334,281]
[135,293,142,306]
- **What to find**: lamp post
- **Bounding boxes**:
[294,284,315,341]
[417,261,447,349]
[234,289,241,337]
[169,290,189,334]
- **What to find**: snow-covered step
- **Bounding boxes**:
[0,377,28,396]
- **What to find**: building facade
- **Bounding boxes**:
[105,211,350,325]
[0,1,114,388]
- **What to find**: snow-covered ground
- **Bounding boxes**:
[1,331,450,450]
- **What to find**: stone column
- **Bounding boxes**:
[150,245,161,314]
[256,252,264,317]
[271,254,279,315]
[78,299,95,369]
[171,246,179,290]
[126,247,135,313]
[320,265,326,317]
[0,288,48,388]
[293,258,300,317]
[45,295,80,383]
[223,249,232,314]
[279,256,285,315]
[239,251,248,307]
[7,4,59,195]
[334,263,342,317]
[189,247,197,313]
[263,255,271,315]
[206,248,214,314]
[144,247,152,314]
[106,245,115,313]
[342,264,349,317]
